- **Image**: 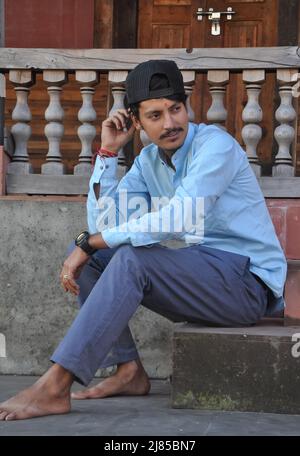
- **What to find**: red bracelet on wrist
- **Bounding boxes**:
[97,147,118,158]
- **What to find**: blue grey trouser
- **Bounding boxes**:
[51,244,268,385]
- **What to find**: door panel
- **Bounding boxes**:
[152,5,191,23]
[138,0,278,167]
[154,0,192,4]
[224,22,263,47]
[230,0,265,3]
[138,1,192,48]
[152,24,191,48]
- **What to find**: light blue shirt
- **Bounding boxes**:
[87,122,287,314]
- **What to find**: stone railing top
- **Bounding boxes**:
[0,47,300,71]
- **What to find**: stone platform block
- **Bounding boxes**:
[172,320,300,414]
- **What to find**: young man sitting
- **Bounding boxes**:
[0,60,286,420]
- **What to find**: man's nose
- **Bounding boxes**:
[163,112,175,130]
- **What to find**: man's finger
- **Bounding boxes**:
[105,117,122,131]
[111,114,125,130]
[64,282,78,295]
[116,108,128,115]
[61,271,78,294]
[66,278,80,295]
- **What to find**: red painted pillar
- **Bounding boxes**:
[267,200,300,325]
[5,0,95,48]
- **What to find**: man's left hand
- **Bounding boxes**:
[60,233,109,296]
[60,247,90,296]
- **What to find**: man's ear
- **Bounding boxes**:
[131,115,142,130]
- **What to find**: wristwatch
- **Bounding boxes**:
[75,231,97,256]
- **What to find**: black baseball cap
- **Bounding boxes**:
[125,59,185,105]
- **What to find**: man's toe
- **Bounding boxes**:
[0,411,9,420]
[71,391,88,400]
[5,412,17,421]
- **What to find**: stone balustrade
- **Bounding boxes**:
[0,47,299,196]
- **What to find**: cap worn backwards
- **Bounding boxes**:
[125,60,185,105]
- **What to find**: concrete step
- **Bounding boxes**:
[171,319,300,414]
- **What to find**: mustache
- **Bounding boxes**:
[160,128,183,140]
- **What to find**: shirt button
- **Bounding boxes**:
[100,166,103,170]
[105,165,109,169]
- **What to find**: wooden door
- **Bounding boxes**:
[138,0,279,167]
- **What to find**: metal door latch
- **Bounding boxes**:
[196,7,236,36]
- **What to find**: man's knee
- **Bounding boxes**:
[114,244,136,259]
[113,245,145,269]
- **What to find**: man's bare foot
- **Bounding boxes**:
[71,359,151,400]
[0,364,72,421]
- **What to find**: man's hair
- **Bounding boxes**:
[126,73,187,120]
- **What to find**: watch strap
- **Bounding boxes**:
[75,231,97,256]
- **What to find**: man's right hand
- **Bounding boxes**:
[101,108,135,153]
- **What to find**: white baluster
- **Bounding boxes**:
[241,70,265,177]
[182,71,195,122]
[74,71,99,176]
[273,69,298,177]
[8,71,35,174]
[207,70,229,130]
[108,71,128,179]
[42,71,68,175]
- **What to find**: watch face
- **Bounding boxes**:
[76,231,89,246]
[77,233,86,242]
[75,231,94,255]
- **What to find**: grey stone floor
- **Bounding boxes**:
[0,376,300,436]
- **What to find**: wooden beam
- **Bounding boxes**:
[94,0,113,48]
[6,174,300,198]
[0,145,9,195]
[0,47,300,71]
